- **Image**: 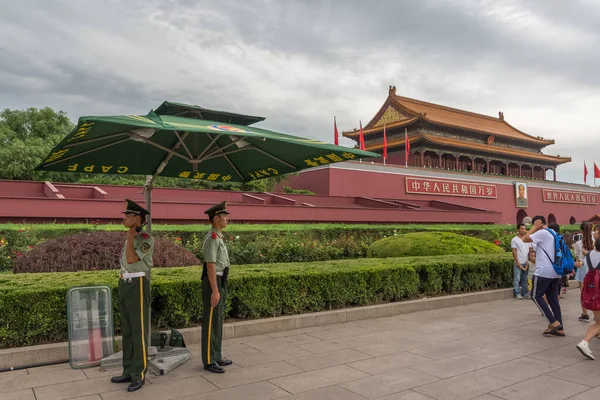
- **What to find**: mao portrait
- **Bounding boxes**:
[515,182,528,208]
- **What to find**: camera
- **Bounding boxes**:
[573,233,583,242]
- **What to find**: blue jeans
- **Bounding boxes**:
[513,263,528,296]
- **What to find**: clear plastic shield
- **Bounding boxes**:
[67,286,114,369]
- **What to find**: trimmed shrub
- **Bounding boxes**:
[0,253,513,348]
[367,232,505,258]
[13,231,200,273]
[2,223,566,271]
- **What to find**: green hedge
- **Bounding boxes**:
[2,223,578,271]
[0,253,513,348]
[367,232,506,258]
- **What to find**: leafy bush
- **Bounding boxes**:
[0,253,513,348]
[13,231,200,273]
[1,223,576,271]
[282,186,315,195]
[367,232,506,258]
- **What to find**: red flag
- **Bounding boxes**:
[359,121,365,151]
[584,161,588,183]
[405,128,410,166]
[383,124,387,161]
[595,162,600,179]
[333,116,339,146]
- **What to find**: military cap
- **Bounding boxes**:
[204,201,230,218]
[122,199,150,216]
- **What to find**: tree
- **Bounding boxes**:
[0,107,76,181]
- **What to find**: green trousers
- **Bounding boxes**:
[201,276,227,366]
[118,276,150,382]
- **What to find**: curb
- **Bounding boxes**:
[0,288,513,369]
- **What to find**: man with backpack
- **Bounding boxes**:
[523,216,574,336]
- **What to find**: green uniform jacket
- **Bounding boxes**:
[202,228,230,273]
[120,233,154,274]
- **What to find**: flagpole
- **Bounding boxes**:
[405,128,408,168]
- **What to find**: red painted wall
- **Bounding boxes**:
[284,165,600,225]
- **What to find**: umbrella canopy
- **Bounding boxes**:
[35,102,379,183]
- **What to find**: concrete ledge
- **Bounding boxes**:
[0,288,513,369]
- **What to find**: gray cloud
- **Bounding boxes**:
[0,0,598,184]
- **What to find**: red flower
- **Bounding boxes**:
[494,239,501,245]
[212,232,218,239]
[230,235,234,240]
[28,245,33,249]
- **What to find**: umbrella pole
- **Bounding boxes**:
[144,175,153,234]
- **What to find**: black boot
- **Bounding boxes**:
[110,375,131,384]
[127,379,145,392]
[204,364,225,373]
[217,358,233,366]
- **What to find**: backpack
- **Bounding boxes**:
[539,228,574,275]
[582,253,600,311]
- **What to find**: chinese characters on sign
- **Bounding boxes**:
[542,190,598,205]
[405,177,497,198]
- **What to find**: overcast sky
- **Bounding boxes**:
[1,0,599,185]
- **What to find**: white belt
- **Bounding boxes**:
[121,271,146,281]
[216,272,223,276]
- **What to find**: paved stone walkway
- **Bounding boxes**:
[2,291,600,400]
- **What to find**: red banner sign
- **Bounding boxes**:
[542,190,598,205]
[405,177,497,198]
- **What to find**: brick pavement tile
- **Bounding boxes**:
[413,371,514,400]
[283,348,371,371]
[282,385,366,400]
[410,354,497,379]
[528,343,591,366]
[174,381,289,400]
[406,330,467,345]
[26,363,71,375]
[376,390,437,400]
[490,375,590,400]
[466,341,541,363]
[0,369,86,393]
[347,351,432,375]
[2,388,36,400]
[407,340,480,360]
[567,386,600,400]
[477,356,561,383]
[203,361,302,389]
[547,360,600,387]
[351,338,423,357]
[99,376,217,400]
[341,368,438,399]
[33,376,123,400]
[270,365,369,394]
[306,326,375,341]
[297,336,364,354]
[231,345,313,367]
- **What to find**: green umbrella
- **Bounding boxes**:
[36,101,378,230]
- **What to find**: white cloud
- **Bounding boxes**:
[0,0,598,185]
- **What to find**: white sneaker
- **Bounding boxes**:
[576,340,595,360]
[516,295,523,300]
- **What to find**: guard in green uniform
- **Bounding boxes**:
[201,201,233,373]
[111,199,154,392]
